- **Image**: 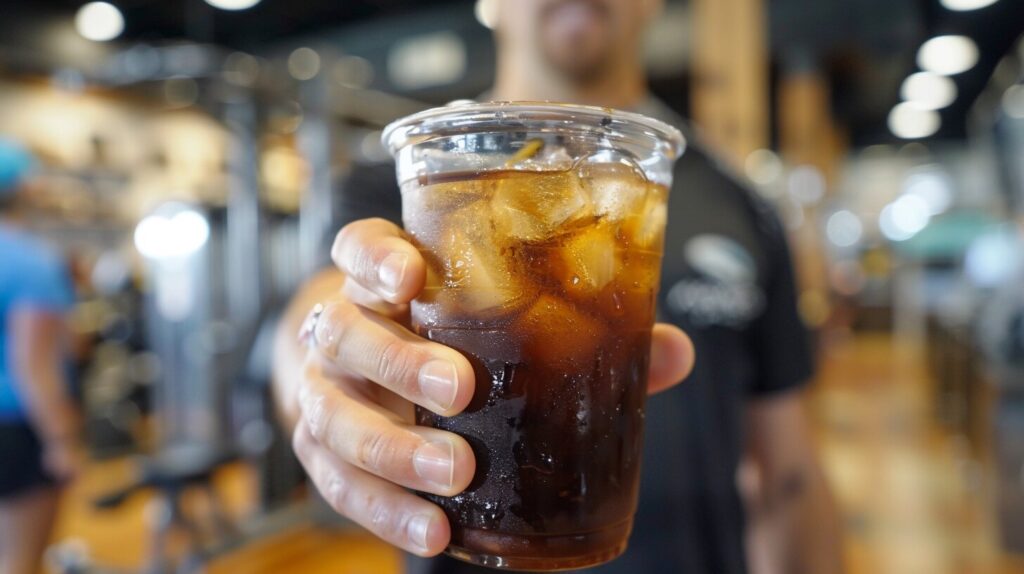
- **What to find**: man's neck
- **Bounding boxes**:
[491,50,648,110]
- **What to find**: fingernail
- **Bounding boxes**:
[413,440,454,490]
[378,252,408,298]
[418,360,458,412]
[407,513,432,552]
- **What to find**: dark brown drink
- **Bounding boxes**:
[403,166,668,570]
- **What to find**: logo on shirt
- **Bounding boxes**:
[666,235,764,328]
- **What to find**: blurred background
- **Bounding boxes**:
[0,0,1022,573]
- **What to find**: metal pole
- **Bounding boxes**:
[224,93,263,327]
[297,63,334,276]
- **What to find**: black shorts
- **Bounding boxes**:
[0,422,55,499]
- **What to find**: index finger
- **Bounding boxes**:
[332,218,426,304]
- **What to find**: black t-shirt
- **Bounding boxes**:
[330,99,813,574]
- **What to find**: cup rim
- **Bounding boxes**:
[381,100,686,159]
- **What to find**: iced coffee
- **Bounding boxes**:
[383,103,683,571]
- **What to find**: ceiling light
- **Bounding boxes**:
[888,103,941,139]
[940,0,999,11]
[204,0,261,10]
[900,72,957,110]
[917,35,979,76]
[388,32,466,89]
[135,209,210,260]
[75,2,124,42]
[475,0,499,29]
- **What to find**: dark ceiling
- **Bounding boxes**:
[2,0,459,46]
[2,0,1023,146]
[772,0,1024,144]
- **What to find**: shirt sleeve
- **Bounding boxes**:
[746,204,815,397]
[12,252,75,314]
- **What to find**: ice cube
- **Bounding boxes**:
[623,185,668,250]
[404,179,491,222]
[492,171,592,242]
[579,160,647,222]
[559,226,618,293]
[512,295,606,369]
[510,143,575,172]
[428,203,527,315]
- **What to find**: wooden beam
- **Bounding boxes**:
[778,71,847,188]
[691,0,769,167]
[777,69,850,329]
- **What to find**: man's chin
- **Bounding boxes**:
[546,53,608,84]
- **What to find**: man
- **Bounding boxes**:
[0,138,81,574]
[273,1,844,572]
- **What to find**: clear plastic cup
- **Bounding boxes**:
[383,102,683,571]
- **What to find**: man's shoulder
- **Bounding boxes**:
[635,98,776,225]
[671,142,782,238]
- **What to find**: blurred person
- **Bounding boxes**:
[0,139,82,574]
[273,1,843,573]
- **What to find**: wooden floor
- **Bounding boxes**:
[48,458,401,573]
[809,333,1024,574]
[43,333,1023,573]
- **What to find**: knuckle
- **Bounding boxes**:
[316,301,361,356]
[334,219,406,289]
[366,494,395,532]
[299,357,320,385]
[331,221,361,262]
[324,471,353,516]
[321,301,359,334]
[334,223,387,281]
[291,426,313,461]
[355,429,401,474]
[375,340,426,393]
[363,493,419,549]
[303,391,338,444]
[351,245,380,282]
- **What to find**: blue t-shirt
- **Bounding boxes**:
[0,225,74,421]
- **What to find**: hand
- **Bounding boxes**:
[290,217,695,556]
[42,436,85,483]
